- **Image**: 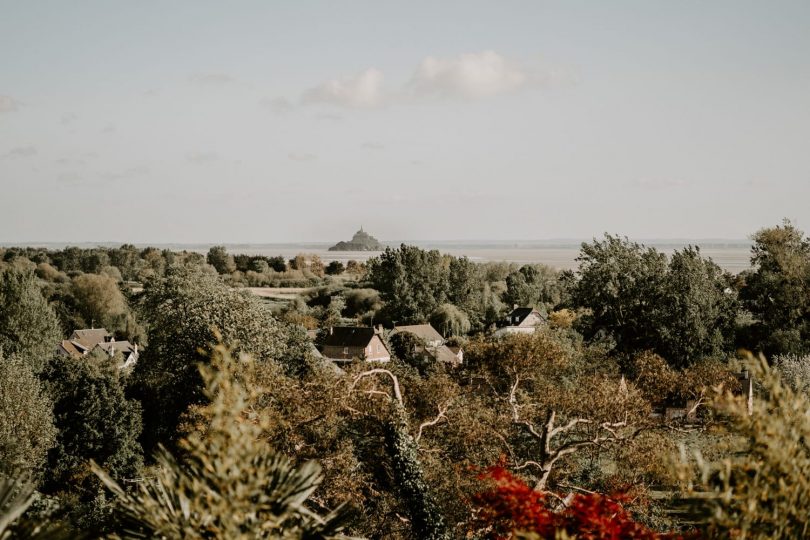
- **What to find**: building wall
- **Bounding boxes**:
[518,312,545,327]
[322,335,391,362]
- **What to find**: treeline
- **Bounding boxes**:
[0,219,808,538]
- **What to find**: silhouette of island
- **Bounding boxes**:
[328,226,385,251]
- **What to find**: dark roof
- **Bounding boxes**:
[96,340,137,355]
[505,307,540,325]
[322,327,377,347]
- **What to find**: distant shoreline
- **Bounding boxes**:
[1,240,754,273]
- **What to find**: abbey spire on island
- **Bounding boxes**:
[328,226,385,251]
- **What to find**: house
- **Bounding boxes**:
[390,323,463,366]
[57,328,140,368]
[320,326,391,363]
[494,307,546,337]
[391,324,444,348]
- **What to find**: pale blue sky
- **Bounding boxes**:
[1,1,808,243]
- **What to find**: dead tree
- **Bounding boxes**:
[507,373,634,491]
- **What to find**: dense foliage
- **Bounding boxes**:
[0,219,809,538]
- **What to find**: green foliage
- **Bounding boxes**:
[133,266,311,451]
[41,355,143,497]
[326,260,345,275]
[367,244,449,324]
[687,355,810,539]
[70,274,129,333]
[740,220,810,356]
[503,264,563,312]
[94,343,354,539]
[0,269,62,373]
[0,473,75,539]
[572,235,736,367]
[0,353,56,477]
[206,245,236,275]
[773,353,810,394]
[429,303,471,337]
[384,404,449,540]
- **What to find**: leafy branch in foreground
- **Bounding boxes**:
[0,473,75,540]
[93,342,356,539]
[683,353,810,539]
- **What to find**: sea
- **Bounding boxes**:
[6,240,754,274]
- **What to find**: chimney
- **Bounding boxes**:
[329,326,333,336]
[376,324,384,334]
[513,304,518,310]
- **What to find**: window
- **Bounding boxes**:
[343,347,348,355]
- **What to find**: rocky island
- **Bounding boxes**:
[328,226,385,251]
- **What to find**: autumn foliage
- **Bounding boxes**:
[473,466,686,540]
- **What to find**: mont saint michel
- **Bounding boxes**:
[328,227,385,251]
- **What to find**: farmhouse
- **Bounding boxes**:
[320,326,391,362]
[391,323,463,366]
[494,306,546,337]
[57,328,140,368]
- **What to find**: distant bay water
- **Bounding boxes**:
[8,240,754,274]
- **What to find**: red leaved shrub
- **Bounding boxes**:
[473,466,690,540]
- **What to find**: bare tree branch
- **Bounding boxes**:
[415,400,452,443]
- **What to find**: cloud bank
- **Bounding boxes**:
[297,51,540,109]
[408,51,528,99]
[302,68,384,108]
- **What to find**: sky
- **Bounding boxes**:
[1,1,809,243]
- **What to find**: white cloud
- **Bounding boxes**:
[288,152,317,162]
[0,95,21,113]
[302,68,384,108]
[362,142,385,150]
[408,51,529,99]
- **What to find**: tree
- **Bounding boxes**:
[206,245,235,275]
[325,260,345,275]
[656,247,738,367]
[429,303,471,337]
[0,269,62,373]
[133,266,311,451]
[367,244,448,324]
[348,369,449,540]
[71,273,129,332]
[0,353,56,477]
[689,355,810,539]
[267,255,287,272]
[504,264,562,312]
[94,344,353,540]
[572,236,737,367]
[41,355,143,497]
[345,260,366,278]
[740,220,810,355]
